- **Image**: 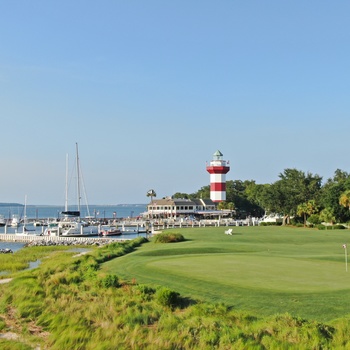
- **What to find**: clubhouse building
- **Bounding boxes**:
[144,197,233,219]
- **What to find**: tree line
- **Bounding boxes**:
[173,168,350,225]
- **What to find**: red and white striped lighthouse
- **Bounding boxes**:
[206,150,230,202]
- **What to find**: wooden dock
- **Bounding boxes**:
[0,234,129,243]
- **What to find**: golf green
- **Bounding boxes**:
[103,226,350,321]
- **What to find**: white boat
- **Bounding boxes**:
[33,220,46,227]
[10,214,20,227]
[0,215,6,227]
[100,226,122,236]
[44,218,98,237]
[43,143,98,237]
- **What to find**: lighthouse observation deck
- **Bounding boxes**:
[206,162,230,174]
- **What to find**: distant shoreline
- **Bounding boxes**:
[0,203,147,207]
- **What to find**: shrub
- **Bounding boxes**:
[155,287,180,308]
[317,224,326,230]
[137,284,156,296]
[101,274,119,288]
[290,218,298,226]
[153,233,185,243]
[0,317,5,331]
[308,214,321,225]
[259,222,282,226]
[332,224,346,230]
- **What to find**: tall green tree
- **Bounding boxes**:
[320,169,350,223]
[172,192,189,199]
[225,180,264,218]
[245,182,272,215]
[268,169,322,225]
[339,190,350,211]
[190,185,210,199]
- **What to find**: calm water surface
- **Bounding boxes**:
[0,204,147,220]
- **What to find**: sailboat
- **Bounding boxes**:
[43,143,98,237]
[16,195,36,235]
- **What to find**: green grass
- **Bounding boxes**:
[1,234,350,348]
[102,225,350,322]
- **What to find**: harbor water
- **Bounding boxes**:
[0,241,26,253]
[0,204,148,251]
[0,204,147,221]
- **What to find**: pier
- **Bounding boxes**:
[0,234,130,244]
[0,217,260,244]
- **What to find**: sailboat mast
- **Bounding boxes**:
[24,194,27,227]
[65,154,69,212]
[76,143,81,214]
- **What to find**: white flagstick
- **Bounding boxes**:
[343,244,348,272]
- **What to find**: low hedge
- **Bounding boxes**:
[153,232,185,243]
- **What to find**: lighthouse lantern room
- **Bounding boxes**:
[206,150,230,202]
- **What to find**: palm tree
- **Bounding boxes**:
[319,207,336,225]
[297,202,309,227]
[146,189,156,219]
[146,189,157,203]
[297,200,318,226]
[339,190,350,211]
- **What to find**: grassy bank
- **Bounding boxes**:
[0,245,74,274]
[0,228,350,348]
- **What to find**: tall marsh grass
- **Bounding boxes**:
[1,235,350,348]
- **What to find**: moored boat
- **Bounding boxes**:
[100,228,122,236]
[42,143,98,238]
[10,215,20,227]
[0,215,6,227]
[43,219,98,237]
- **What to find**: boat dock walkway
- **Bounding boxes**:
[0,218,260,243]
[0,234,131,244]
[150,218,259,230]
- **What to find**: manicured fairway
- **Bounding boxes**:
[102,225,350,321]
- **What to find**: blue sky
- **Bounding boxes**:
[1,1,349,205]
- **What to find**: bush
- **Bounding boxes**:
[317,224,326,230]
[260,222,276,226]
[0,317,5,331]
[155,287,180,308]
[308,214,321,225]
[137,284,156,296]
[153,232,185,243]
[259,221,282,226]
[137,284,156,301]
[332,224,346,230]
[101,274,119,288]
